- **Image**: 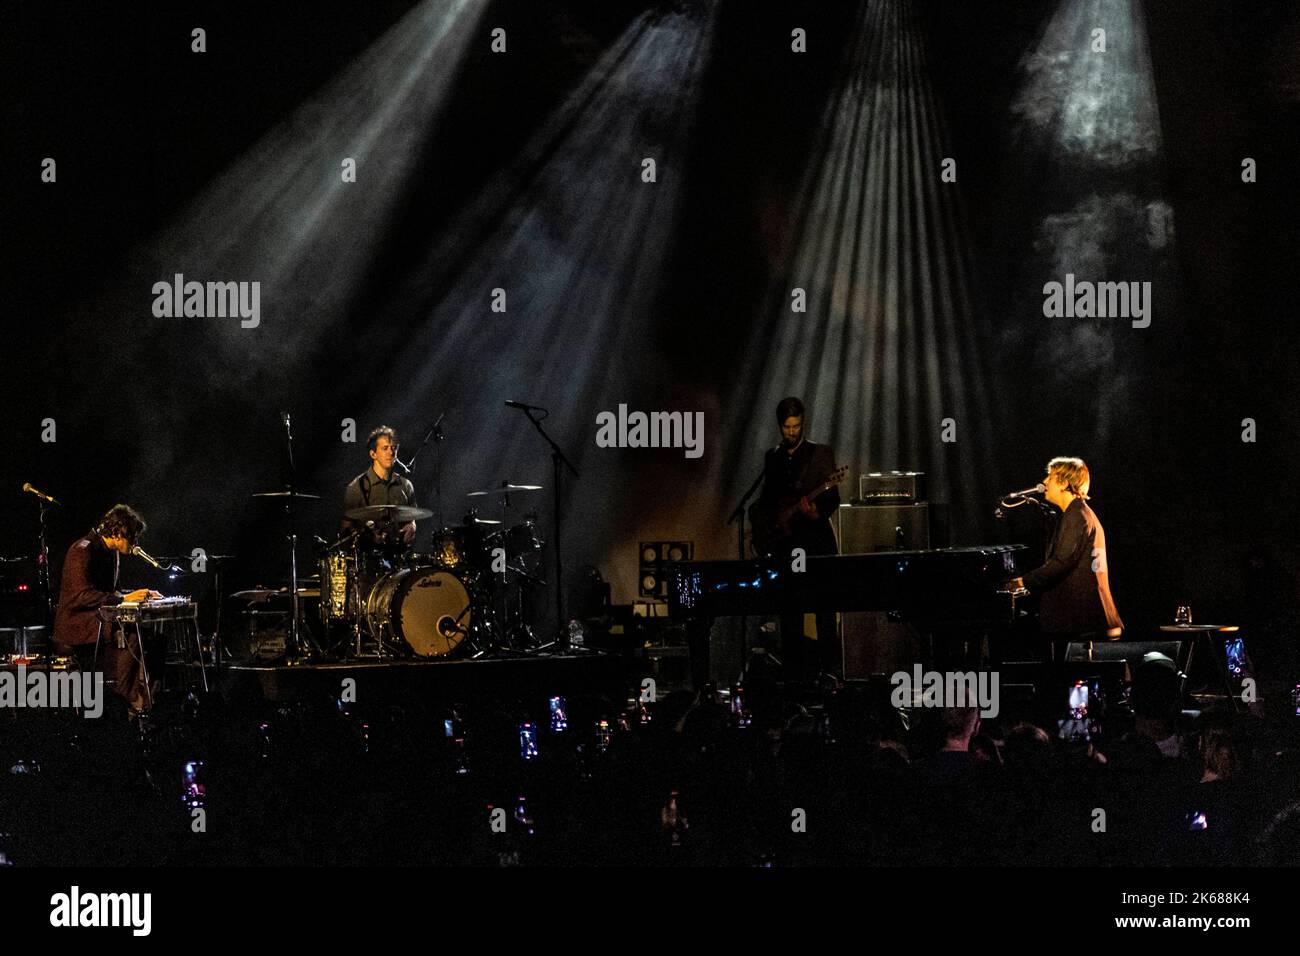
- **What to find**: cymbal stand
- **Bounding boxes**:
[280,412,318,662]
[350,535,367,659]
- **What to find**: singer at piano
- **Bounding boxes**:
[52,503,162,714]
[748,397,842,681]
[1005,457,1123,650]
[342,425,418,548]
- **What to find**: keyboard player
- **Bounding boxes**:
[1005,457,1123,654]
[53,504,162,715]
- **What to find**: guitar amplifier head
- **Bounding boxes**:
[858,471,925,503]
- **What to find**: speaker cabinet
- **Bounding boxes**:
[840,612,923,680]
[833,503,930,554]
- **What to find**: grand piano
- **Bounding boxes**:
[664,545,1029,683]
[666,545,1027,625]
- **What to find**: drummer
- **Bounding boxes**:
[342,425,418,550]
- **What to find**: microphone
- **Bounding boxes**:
[392,457,412,476]
[131,545,164,569]
[21,483,60,505]
[504,400,546,412]
[1001,483,1046,500]
[437,616,467,637]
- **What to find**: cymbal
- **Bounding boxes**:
[345,504,433,524]
[154,554,236,564]
[466,483,543,497]
[232,588,280,602]
[462,517,502,526]
[251,489,322,499]
[233,585,321,602]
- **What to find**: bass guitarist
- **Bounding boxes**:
[749,396,843,681]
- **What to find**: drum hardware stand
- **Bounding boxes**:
[490,490,522,653]
[507,402,579,649]
[319,527,385,661]
[459,610,488,659]
[206,554,236,677]
[503,561,546,651]
[349,534,396,660]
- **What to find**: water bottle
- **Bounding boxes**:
[568,619,584,647]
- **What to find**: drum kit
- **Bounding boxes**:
[311,483,549,661]
[238,409,567,664]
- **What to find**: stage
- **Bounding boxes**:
[4,0,1299,927]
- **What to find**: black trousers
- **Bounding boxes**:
[779,611,839,681]
[56,629,165,714]
[780,529,839,681]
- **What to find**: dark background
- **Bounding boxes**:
[3,0,1297,650]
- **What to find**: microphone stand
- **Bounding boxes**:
[993,494,1050,521]
[728,467,767,560]
[401,412,446,529]
[35,497,56,631]
[727,464,767,685]
[508,405,579,648]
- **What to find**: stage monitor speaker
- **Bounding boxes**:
[833,503,930,554]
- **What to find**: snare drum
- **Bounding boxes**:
[364,567,473,658]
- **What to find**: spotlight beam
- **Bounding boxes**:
[728,0,999,543]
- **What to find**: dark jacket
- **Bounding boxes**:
[342,466,417,513]
[52,534,122,647]
[1023,498,1123,635]
[755,439,840,556]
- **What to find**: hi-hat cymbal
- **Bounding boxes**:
[251,489,322,499]
[466,483,543,497]
[345,504,433,524]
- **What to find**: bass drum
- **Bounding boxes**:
[364,567,472,658]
